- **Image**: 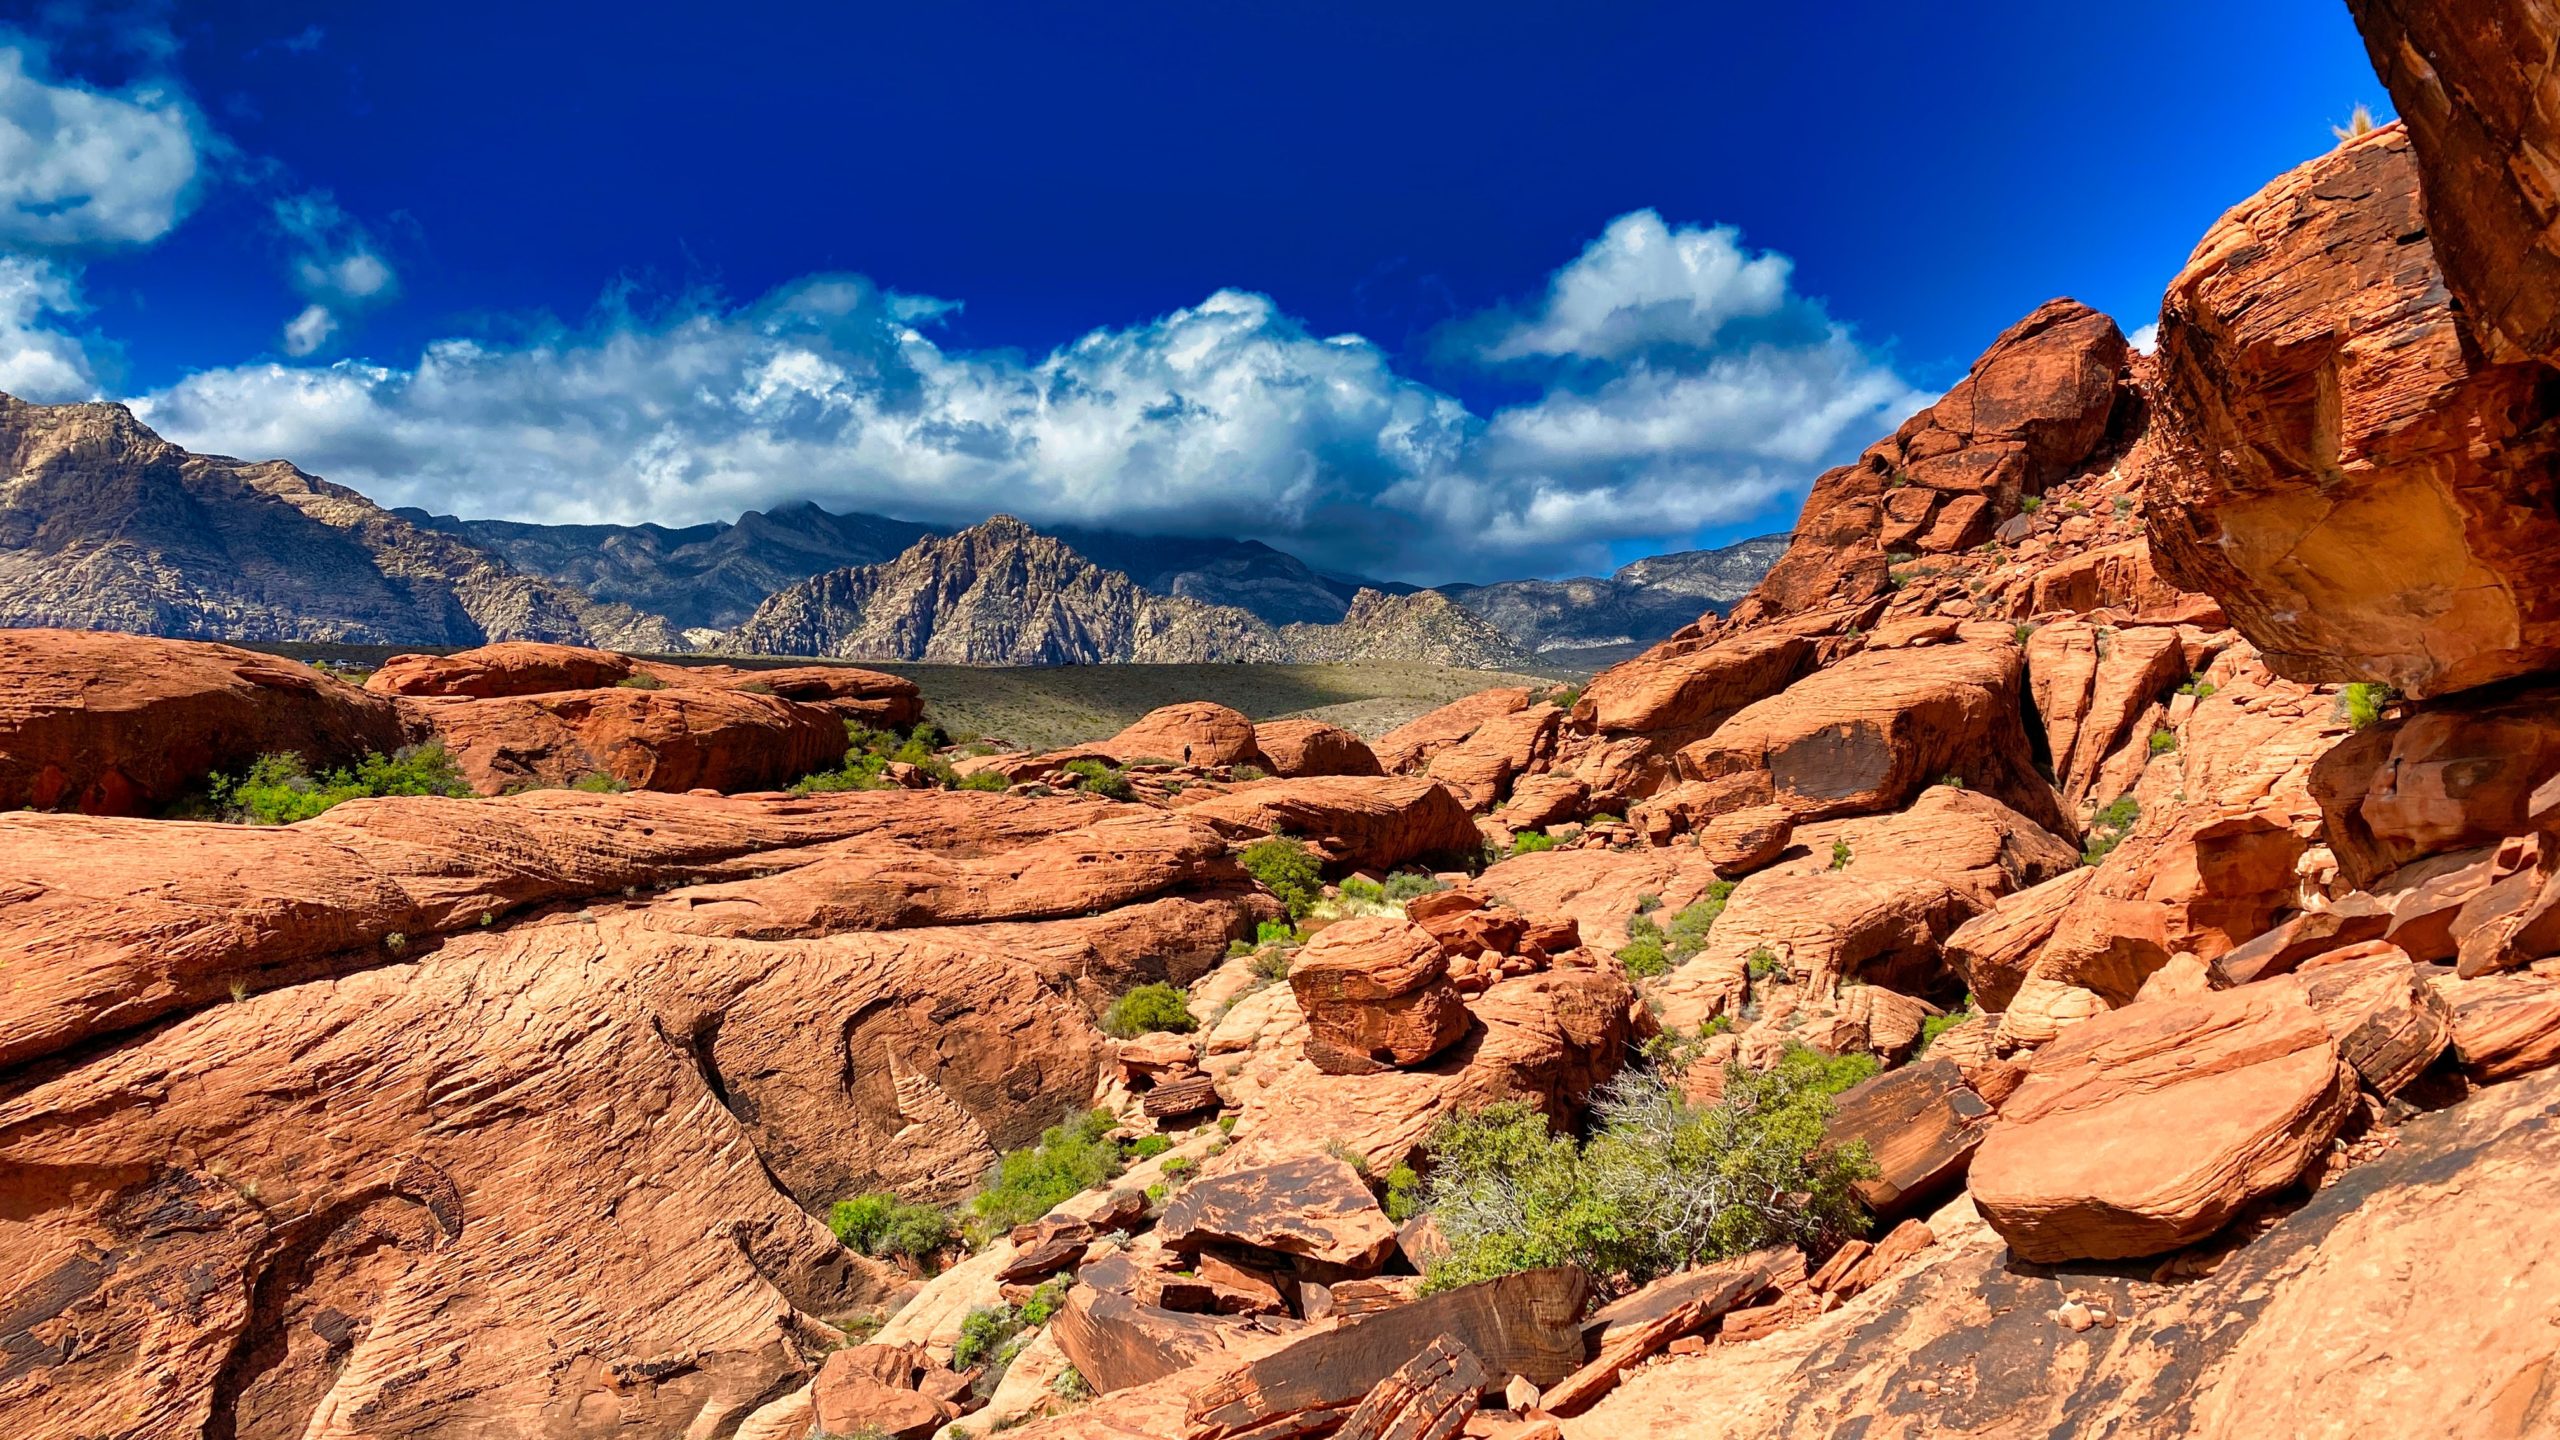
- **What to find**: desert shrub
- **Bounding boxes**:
[1699,1014,1734,1038]
[1916,1003,1974,1054]
[2112,494,2135,516]
[1241,837,1325,918]
[2148,727,2178,755]
[952,1303,1021,1371]
[1829,838,1853,871]
[1746,946,1782,981]
[1231,763,1269,781]
[826,1193,955,1264]
[209,743,472,825]
[1383,871,1445,902]
[1616,917,1669,979]
[2019,495,2044,513]
[970,1110,1124,1230]
[791,721,970,794]
[1255,918,1300,947]
[616,673,668,690]
[1384,1162,1424,1222]
[1102,982,1197,1039]
[569,770,629,793]
[2176,675,2217,700]
[2344,681,2397,730]
[2012,621,2039,645]
[1250,948,1293,983]
[2082,795,2141,866]
[1129,1135,1172,1161]
[1507,830,1560,858]
[1062,758,1133,800]
[955,768,1010,792]
[1337,875,1386,906]
[1662,884,1732,957]
[1416,1049,1874,1294]
[1050,1366,1093,1401]
[1938,774,1966,790]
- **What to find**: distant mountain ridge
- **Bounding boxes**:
[0,388,1785,665]
[725,516,1530,666]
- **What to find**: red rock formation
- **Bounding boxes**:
[1288,917,1471,1073]
[2149,125,2560,699]
[1174,775,1480,870]
[1373,687,1532,773]
[2349,0,2560,367]
[367,640,643,696]
[1252,718,1384,777]
[1735,299,2127,624]
[1102,701,1264,768]
[1423,701,1563,810]
[0,628,410,814]
[1970,981,2357,1262]
[411,683,851,793]
[2310,679,2560,887]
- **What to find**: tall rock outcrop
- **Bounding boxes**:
[2149,124,2560,699]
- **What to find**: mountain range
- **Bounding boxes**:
[0,390,1782,667]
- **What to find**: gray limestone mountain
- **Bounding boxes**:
[0,393,680,650]
[724,516,1533,666]
[1437,533,1791,663]
[397,502,938,635]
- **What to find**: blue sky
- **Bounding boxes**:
[3,0,2389,583]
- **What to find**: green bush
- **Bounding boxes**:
[2344,681,2397,730]
[1383,871,1445,902]
[2012,621,2039,645]
[1746,946,1783,981]
[1337,875,1387,906]
[1616,918,1669,979]
[1829,838,1853,871]
[1103,982,1197,1039]
[792,721,973,795]
[1384,1163,1424,1222]
[826,1193,955,1264]
[1062,758,1133,800]
[1415,1048,1875,1294]
[1231,763,1269,781]
[616,673,668,690]
[1255,918,1300,947]
[569,770,628,793]
[2082,795,2141,866]
[1507,830,1560,858]
[1241,837,1325,918]
[2148,727,2178,755]
[956,769,1011,792]
[2019,495,2044,514]
[2176,676,2217,700]
[1618,882,1734,977]
[952,1304,1022,1371]
[1129,1135,1172,1160]
[970,1110,1125,1230]
[1250,948,1293,983]
[208,743,472,825]
[1916,1004,1974,1054]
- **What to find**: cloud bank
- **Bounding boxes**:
[137,214,1922,582]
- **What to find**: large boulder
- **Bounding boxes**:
[1155,1155,1398,1271]
[0,628,410,814]
[1252,719,1383,778]
[1288,917,1470,1073]
[2350,0,2560,367]
[1969,982,2358,1262]
[1103,701,1263,768]
[411,684,851,794]
[2310,679,2560,887]
[366,641,640,697]
[1173,776,1480,870]
[1573,626,1818,736]
[1673,633,2066,834]
[1423,702,1563,810]
[2149,124,2560,699]
[1373,688,1531,774]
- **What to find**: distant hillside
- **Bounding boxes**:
[398,501,936,635]
[1435,533,1790,658]
[728,517,1531,667]
[0,393,678,650]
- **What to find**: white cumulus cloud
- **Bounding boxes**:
[272,191,397,354]
[0,37,203,249]
[0,255,102,400]
[133,212,1923,582]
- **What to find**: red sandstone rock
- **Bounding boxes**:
[2150,125,2560,699]
[1253,718,1384,777]
[1426,703,1564,811]
[1695,803,1795,876]
[410,683,851,794]
[2310,680,2560,887]
[1175,776,1481,871]
[366,640,640,696]
[2294,940,2454,1097]
[1825,1059,1996,1219]
[1103,701,1264,768]
[1374,688,1533,774]
[1572,628,1818,736]
[1156,1154,1398,1271]
[0,628,410,814]
[1289,917,1472,1073]
[1970,982,2357,1262]
[812,1355,944,1440]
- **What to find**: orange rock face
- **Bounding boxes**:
[1737,299,2127,623]
[0,628,410,814]
[2350,0,2560,367]
[1251,719,1383,777]
[1969,981,2357,1262]
[1103,701,1264,768]
[367,640,642,696]
[1373,687,1531,774]
[410,683,852,793]
[1173,776,1480,871]
[2310,680,2560,887]
[2149,125,2560,699]
[1424,702,1562,810]
[1288,917,1472,1073]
